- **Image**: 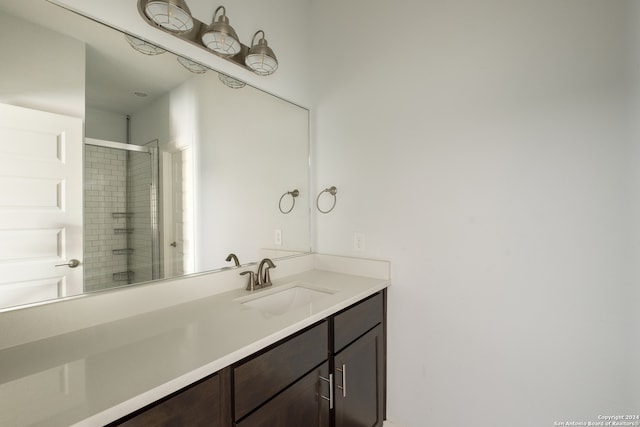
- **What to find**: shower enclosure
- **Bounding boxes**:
[84,138,160,292]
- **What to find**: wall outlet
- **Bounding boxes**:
[353,232,365,251]
[274,229,282,246]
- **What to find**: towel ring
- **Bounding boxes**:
[279,189,299,214]
[316,186,337,214]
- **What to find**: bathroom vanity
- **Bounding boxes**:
[0,254,389,427]
[112,291,385,427]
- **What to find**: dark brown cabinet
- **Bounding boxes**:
[232,291,385,427]
[235,362,331,427]
[109,371,231,427]
[109,290,386,427]
[232,321,329,426]
[333,325,384,427]
[331,292,385,427]
[233,321,328,421]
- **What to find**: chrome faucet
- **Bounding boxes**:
[256,258,276,287]
[225,253,240,267]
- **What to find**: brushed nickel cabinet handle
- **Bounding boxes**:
[319,373,334,409]
[336,364,347,397]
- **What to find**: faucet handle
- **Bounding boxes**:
[263,264,275,287]
[240,271,257,291]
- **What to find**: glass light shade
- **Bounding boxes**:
[144,0,194,34]
[245,37,278,76]
[177,56,208,74]
[218,73,246,89]
[202,29,241,56]
[124,34,166,55]
[201,10,241,56]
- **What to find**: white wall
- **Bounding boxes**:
[0,11,85,118]
[189,73,309,272]
[85,107,127,142]
[131,93,172,148]
[129,74,310,273]
[310,0,636,425]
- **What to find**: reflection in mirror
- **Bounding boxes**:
[0,0,310,310]
[83,139,161,292]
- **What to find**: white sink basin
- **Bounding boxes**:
[237,284,336,315]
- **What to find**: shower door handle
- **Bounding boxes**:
[55,259,81,268]
[170,242,177,247]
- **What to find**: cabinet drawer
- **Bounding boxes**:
[233,320,329,421]
[235,362,330,427]
[111,373,225,427]
[333,292,383,353]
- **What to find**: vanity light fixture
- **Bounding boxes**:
[218,73,246,89]
[142,0,194,34]
[201,6,241,56]
[124,34,167,55]
[177,56,208,74]
[245,30,278,76]
[137,1,279,76]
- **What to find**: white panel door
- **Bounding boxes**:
[162,148,194,278]
[0,103,83,308]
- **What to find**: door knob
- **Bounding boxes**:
[55,259,81,268]
[170,242,177,247]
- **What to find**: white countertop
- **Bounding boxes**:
[0,266,389,427]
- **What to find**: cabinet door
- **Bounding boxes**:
[334,324,384,427]
[235,362,330,427]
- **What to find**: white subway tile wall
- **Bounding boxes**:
[127,150,153,283]
[84,145,155,291]
[84,145,128,291]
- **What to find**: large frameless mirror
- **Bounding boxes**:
[0,0,310,311]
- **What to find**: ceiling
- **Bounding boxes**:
[0,0,199,115]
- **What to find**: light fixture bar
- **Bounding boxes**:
[137,1,254,72]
